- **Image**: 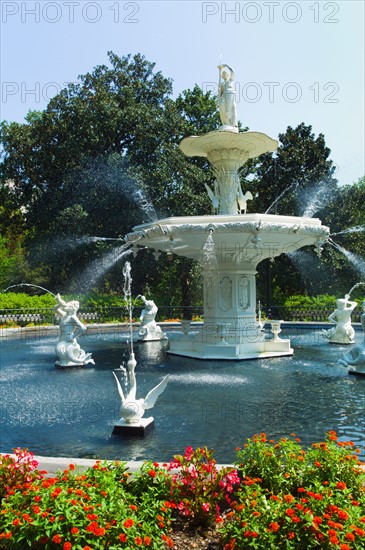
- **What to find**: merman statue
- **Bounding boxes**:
[321,294,357,344]
[338,301,365,373]
[137,295,166,341]
[54,293,94,367]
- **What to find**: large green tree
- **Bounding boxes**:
[0,53,219,295]
[245,123,339,304]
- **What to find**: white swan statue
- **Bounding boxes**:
[113,352,169,424]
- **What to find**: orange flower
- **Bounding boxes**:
[144,536,151,546]
[269,522,280,532]
[284,494,294,503]
[336,482,347,490]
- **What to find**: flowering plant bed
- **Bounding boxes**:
[1,433,364,549]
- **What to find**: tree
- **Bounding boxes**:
[247,123,338,215]
[245,123,339,303]
[0,53,220,297]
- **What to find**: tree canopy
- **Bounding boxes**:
[0,52,363,302]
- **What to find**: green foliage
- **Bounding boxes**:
[220,432,365,549]
[0,292,56,309]
[283,295,337,309]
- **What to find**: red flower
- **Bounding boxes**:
[52,534,62,544]
[144,536,151,546]
[336,481,347,490]
[123,518,134,528]
[269,522,280,532]
[70,527,79,535]
[69,463,75,470]
[118,534,127,543]
[135,537,143,545]
[63,543,72,550]
[148,470,156,478]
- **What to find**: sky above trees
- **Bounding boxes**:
[1,1,364,187]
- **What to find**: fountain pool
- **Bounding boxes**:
[1,327,364,462]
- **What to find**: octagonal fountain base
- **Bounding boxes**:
[168,324,293,360]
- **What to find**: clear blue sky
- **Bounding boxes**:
[1,0,364,186]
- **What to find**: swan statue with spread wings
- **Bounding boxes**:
[113,351,169,424]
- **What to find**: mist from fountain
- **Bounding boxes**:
[77,243,133,292]
[328,240,365,279]
[264,181,299,214]
[122,261,134,355]
[288,250,322,289]
[348,281,365,296]
[301,182,329,218]
[0,283,56,297]
[331,225,365,237]
[132,188,158,223]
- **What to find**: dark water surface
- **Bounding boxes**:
[1,327,364,462]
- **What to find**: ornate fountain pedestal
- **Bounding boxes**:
[127,213,329,360]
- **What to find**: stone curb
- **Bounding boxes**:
[1,453,233,475]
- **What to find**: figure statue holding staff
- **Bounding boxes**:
[217,63,238,131]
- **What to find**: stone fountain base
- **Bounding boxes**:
[113,417,154,436]
[168,325,293,360]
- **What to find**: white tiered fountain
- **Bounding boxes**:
[126,64,330,360]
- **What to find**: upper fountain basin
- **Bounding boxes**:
[179,131,278,166]
[126,213,330,268]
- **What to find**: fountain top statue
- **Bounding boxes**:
[179,62,277,216]
[217,64,238,132]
